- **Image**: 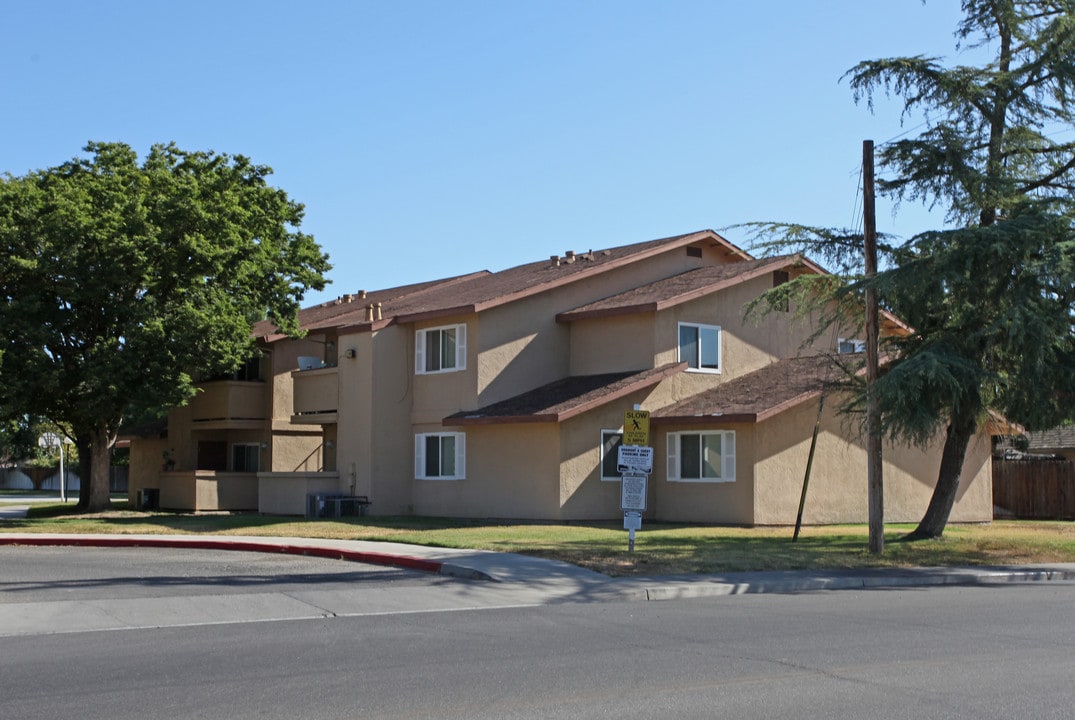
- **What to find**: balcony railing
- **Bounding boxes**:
[291,366,338,423]
[158,470,259,511]
[189,381,268,425]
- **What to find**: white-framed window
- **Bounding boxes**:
[666,431,735,482]
[678,322,721,373]
[838,338,866,354]
[416,324,467,374]
[415,432,466,480]
[600,429,623,481]
[232,443,261,473]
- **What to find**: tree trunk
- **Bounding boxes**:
[85,423,115,513]
[902,408,979,541]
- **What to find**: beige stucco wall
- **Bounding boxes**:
[411,422,562,519]
[126,436,169,503]
[258,472,340,515]
[271,431,325,472]
[157,471,258,511]
[654,273,838,380]
[476,299,570,407]
[751,396,993,526]
[557,387,663,520]
[567,314,657,376]
[650,421,758,524]
[270,338,328,421]
[332,326,421,515]
[473,242,743,407]
[411,316,478,424]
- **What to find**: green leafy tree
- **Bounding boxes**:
[0,415,45,467]
[749,0,1075,540]
[0,142,330,511]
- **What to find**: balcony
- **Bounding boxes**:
[291,366,338,424]
[188,381,268,429]
[158,471,259,511]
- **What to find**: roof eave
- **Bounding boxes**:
[651,412,759,425]
[443,362,687,427]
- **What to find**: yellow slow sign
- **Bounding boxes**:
[623,409,650,446]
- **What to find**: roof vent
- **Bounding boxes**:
[374,302,383,321]
[550,255,561,267]
[359,290,367,299]
[364,304,374,322]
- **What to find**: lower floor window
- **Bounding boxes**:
[667,431,735,482]
[415,432,466,480]
[232,443,260,473]
[600,430,623,480]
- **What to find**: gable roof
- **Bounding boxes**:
[258,230,750,339]
[652,354,853,425]
[252,273,488,341]
[374,230,750,327]
[443,362,687,426]
[556,254,804,322]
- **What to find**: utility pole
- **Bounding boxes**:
[863,140,883,555]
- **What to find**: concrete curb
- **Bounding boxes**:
[619,565,1075,601]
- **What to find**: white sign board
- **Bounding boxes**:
[623,510,642,531]
[620,473,648,511]
[617,445,653,475]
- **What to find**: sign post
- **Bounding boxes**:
[38,432,66,503]
[620,473,647,552]
[619,408,652,552]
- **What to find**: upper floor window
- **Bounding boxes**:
[667,430,735,482]
[678,322,721,373]
[838,338,866,354]
[415,432,465,480]
[416,324,467,374]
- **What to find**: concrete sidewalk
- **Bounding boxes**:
[3,531,1075,602]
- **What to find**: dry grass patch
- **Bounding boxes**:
[3,504,1074,576]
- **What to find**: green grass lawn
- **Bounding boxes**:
[2,502,1074,576]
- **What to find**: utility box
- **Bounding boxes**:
[136,488,159,511]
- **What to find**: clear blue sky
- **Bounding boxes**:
[3,1,971,306]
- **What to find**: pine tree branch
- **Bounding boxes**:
[1017,153,1075,194]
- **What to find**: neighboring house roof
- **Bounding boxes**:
[652,354,854,425]
[1026,425,1075,451]
[555,255,802,322]
[258,230,751,339]
[443,363,687,426]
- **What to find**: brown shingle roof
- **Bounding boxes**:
[378,230,747,325]
[443,363,687,426]
[556,255,802,322]
[253,273,488,340]
[652,354,856,424]
[258,230,750,339]
[1027,425,1075,450]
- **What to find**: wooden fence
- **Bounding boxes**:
[992,458,1075,520]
